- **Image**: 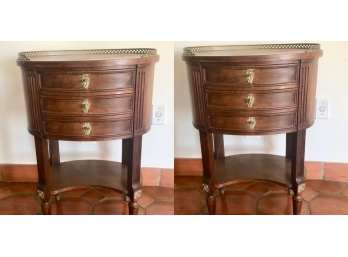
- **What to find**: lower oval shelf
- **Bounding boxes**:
[50,160,141,195]
[215,154,297,189]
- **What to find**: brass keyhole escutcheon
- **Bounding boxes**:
[247,117,256,130]
[81,74,90,89]
[245,94,254,108]
[81,99,90,113]
[246,69,254,84]
[82,123,92,135]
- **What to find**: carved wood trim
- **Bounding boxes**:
[299,64,310,126]
[188,65,206,128]
[23,71,41,134]
[134,69,145,131]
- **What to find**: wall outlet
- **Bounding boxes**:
[316,98,329,119]
[152,104,165,125]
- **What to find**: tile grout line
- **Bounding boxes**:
[320,162,325,179]
[157,168,162,186]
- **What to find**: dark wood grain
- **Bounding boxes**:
[199,131,216,215]
[215,154,292,188]
[204,64,298,85]
[50,160,130,194]
[41,94,134,115]
[183,43,322,215]
[213,134,225,159]
[49,140,60,165]
[206,88,297,110]
[43,119,133,140]
[40,70,135,90]
[17,48,159,215]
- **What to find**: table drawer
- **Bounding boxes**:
[43,119,133,140]
[206,89,297,110]
[208,112,297,134]
[40,70,134,90]
[41,94,134,115]
[204,64,298,85]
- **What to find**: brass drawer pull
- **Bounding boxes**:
[81,74,90,89]
[245,94,254,108]
[82,123,92,135]
[246,69,254,84]
[247,117,256,129]
[81,99,90,113]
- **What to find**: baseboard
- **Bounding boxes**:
[0,164,174,187]
[174,158,203,175]
[174,157,348,181]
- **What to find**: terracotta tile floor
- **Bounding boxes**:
[0,182,174,215]
[0,166,174,215]
[174,161,348,215]
[174,176,348,215]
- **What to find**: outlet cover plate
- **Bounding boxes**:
[316,98,329,119]
[152,104,165,125]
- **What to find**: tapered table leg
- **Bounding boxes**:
[49,140,61,201]
[213,133,225,195]
[49,140,60,165]
[286,130,306,215]
[199,131,216,215]
[213,133,225,159]
[34,137,51,215]
[122,135,142,215]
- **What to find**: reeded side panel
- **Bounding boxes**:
[21,69,41,135]
[298,59,318,129]
[186,64,206,129]
[134,64,155,135]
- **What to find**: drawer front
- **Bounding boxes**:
[208,112,297,134]
[41,94,134,115]
[204,64,298,85]
[43,119,133,139]
[206,89,297,110]
[40,70,134,90]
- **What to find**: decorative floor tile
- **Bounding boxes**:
[0,187,14,200]
[174,188,205,215]
[256,193,292,215]
[215,191,255,215]
[302,186,319,202]
[92,199,128,215]
[50,197,91,215]
[309,195,348,215]
[81,189,105,205]
[138,193,155,209]
[0,195,40,215]
[0,181,173,215]
[245,183,269,199]
[146,201,174,215]
[142,186,174,200]
[174,175,348,215]
[306,180,348,193]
